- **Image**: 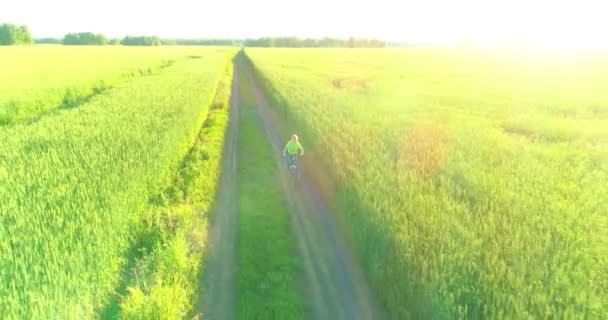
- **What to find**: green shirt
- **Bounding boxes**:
[285,141,303,155]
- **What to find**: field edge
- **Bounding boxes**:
[100,54,237,319]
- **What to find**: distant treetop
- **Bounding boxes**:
[162,38,238,46]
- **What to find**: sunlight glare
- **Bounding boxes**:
[0,0,606,49]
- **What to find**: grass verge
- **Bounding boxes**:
[104,59,234,319]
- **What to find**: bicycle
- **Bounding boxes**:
[285,153,301,182]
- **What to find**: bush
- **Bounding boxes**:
[0,24,32,45]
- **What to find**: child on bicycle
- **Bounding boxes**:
[283,134,304,169]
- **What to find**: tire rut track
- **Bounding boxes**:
[197,64,239,320]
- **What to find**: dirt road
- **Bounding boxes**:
[197,64,239,320]
[198,58,384,319]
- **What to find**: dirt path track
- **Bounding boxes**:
[243,60,384,320]
[198,58,384,320]
[197,64,239,320]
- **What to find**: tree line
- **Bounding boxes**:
[56,36,386,47]
[63,32,108,45]
[61,33,165,46]
[243,37,386,48]
[121,35,162,46]
[3,22,386,47]
[161,38,237,46]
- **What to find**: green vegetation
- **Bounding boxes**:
[168,38,238,46]
[236,57,304,319]
[33,38,62,44]
[0,23,32,45]
[121,36,162,46]
[63,32,108,45]
[62,34,163,46]
[5,43,605,319]
[244,37,385,48]
[0,46,215,124]
[0,48,236,318]
[118,59,235,319]
[246,48,608,318]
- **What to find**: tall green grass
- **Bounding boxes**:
[246,48,608,318]
[119,59,235,319]
[0,46,230,124]
[0,48,235,318]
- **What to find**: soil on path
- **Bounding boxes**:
[242,60,385,320]
[196,64,240,320]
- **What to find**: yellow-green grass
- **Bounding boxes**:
[119,59,235,319]
[236,56,304,319]
[246,48,608,318]
[0,48,235,318]
[0,45,229,124]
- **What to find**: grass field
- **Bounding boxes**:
[0,46,220,124]
[247,48,608,318]
[3,45,606,319]
[0,47,236,318]
[118,59,234,319]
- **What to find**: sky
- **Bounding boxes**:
[1,0,607,48]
